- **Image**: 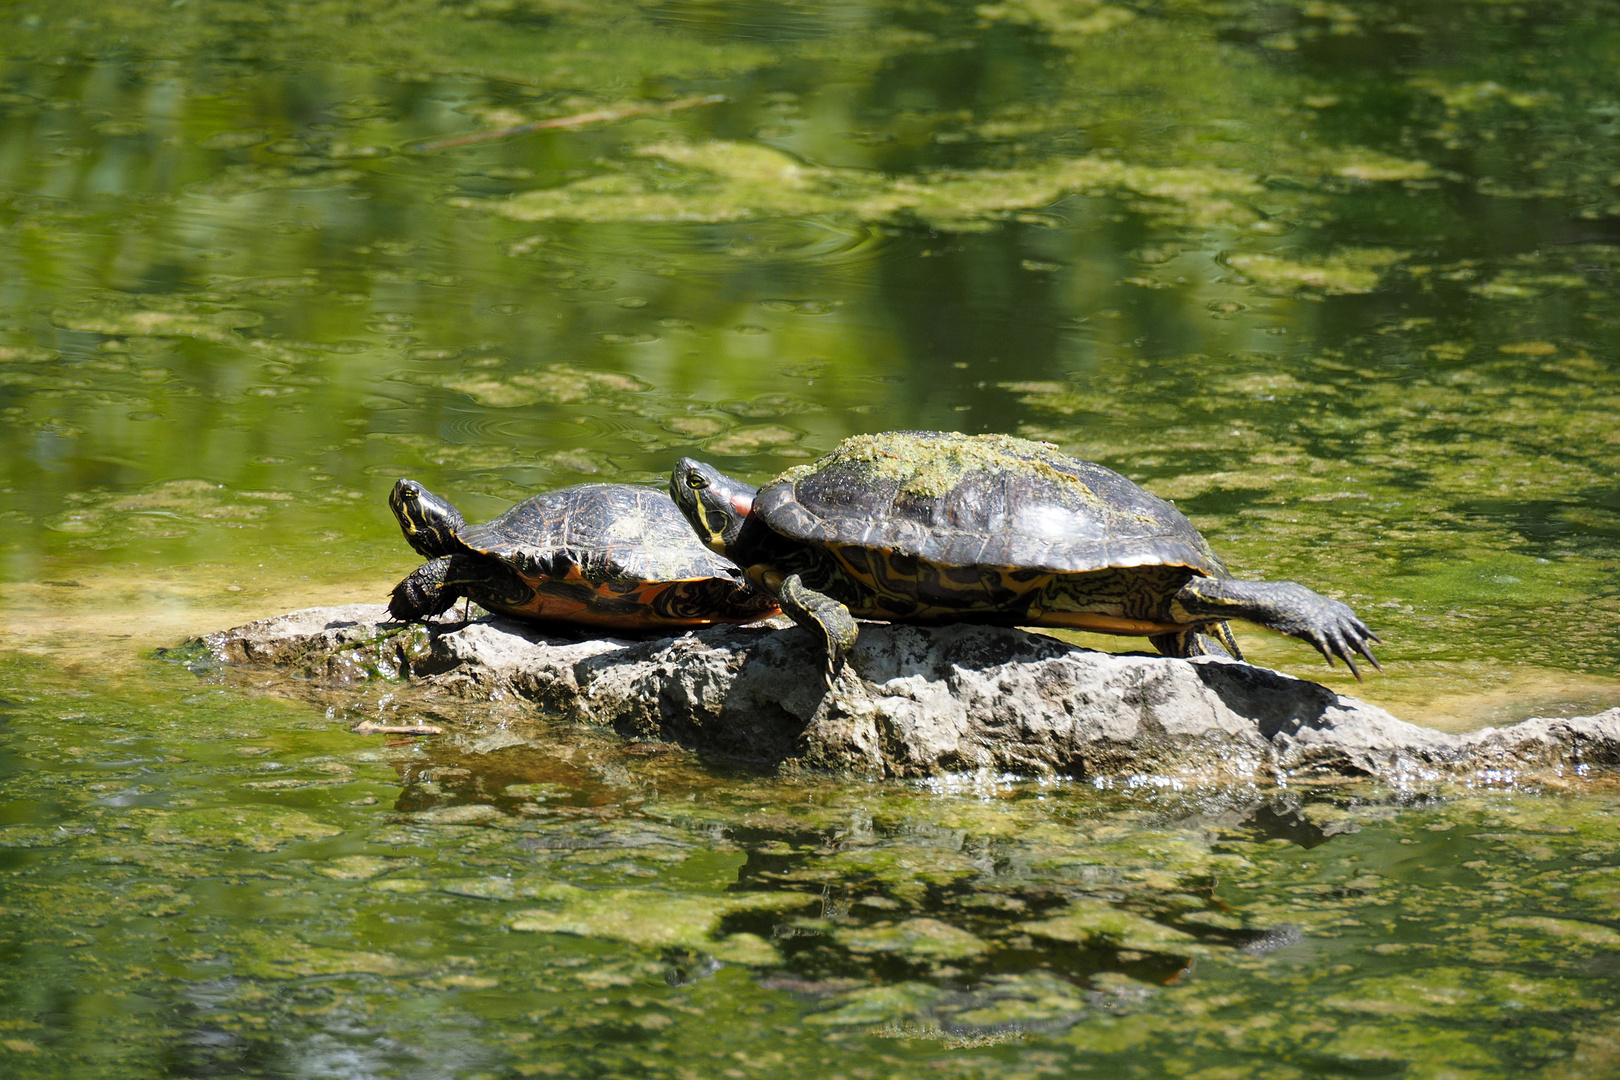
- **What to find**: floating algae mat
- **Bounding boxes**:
[3,0,1620,1075]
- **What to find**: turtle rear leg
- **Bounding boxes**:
[776,572,858,686]
[1170,577,1381,680]
[1150,621,1243,661]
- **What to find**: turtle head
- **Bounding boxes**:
[670,458,756,557]
[390,479,467,559]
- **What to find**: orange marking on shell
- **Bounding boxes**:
[484,578,767,630]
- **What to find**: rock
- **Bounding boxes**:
[182,604,1620,783]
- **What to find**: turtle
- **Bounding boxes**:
[387,479,779,631]
[669,430,1381,681]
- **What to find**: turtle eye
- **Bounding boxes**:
[686,470,709,491]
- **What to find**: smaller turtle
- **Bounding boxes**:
[670,430,1381,681]
[387,479,778,631]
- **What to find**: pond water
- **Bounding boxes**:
[2,1,1619,1076]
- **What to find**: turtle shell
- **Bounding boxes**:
[456,483,743,586]
[754,430,1225,577]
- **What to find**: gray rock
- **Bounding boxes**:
[186,604,1620,782]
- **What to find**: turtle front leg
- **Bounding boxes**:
[775,572,858,686]
[1170,577,1381,680]
[391,554,532,623]
[390,557,462,621]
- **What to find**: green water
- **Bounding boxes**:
[3,0,1620,1075]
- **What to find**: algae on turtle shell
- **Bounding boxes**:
[777,430,1106,503]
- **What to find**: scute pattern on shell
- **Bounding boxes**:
[756,431,1224,575]
[455,483,743,586]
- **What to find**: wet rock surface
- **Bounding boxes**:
[191,604,1620,782]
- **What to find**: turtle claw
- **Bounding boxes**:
[1309,607,1381,682]
[1356,635,1384,675]
[824,654,849,691]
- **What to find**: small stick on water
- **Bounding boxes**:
[409,94,726,153]
[352,720,443,737]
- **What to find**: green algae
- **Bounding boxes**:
[779,430,1102,502]
[705,424,805,456]
[0,827,75,849]
[5,0,782,92]
[140,805,343,851]
[945,972,1093,1031]
[1492,916,1620,949]
[803,983,953,1028]
[977,0,1137,40]
[438,873,573,899]
[509,882,813,954]
[765,842,987,904]
[49,303,265,343]
[412,364,651,409]
[1224,248,1407,295]
[1330,153,1437,182]
[481,142,1271,235]
[1018,899,1202,955]
[368,877,437,894]
[1321,967,1596,1018]
[397,803,512,826]
[314,854,410,880]
[232,930,427,979]
[834,917,991,961]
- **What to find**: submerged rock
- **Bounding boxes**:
[190,604,1620,783]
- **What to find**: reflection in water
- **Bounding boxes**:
[1,0,1620,1075]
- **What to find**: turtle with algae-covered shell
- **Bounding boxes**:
[388,479,778,631]
[670,430,1381,680]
